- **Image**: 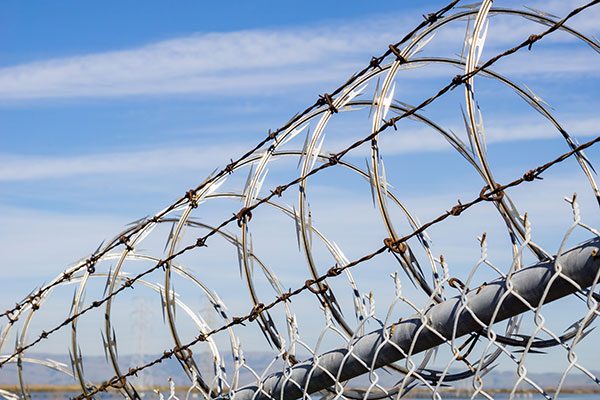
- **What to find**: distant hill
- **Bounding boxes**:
[1,352,598,392]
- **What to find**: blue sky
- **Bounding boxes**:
[1,0,599,384]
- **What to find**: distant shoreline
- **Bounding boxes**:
[2,385,599,395]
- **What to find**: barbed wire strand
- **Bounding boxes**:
[0,0,461,326]
[2,3,599,399]
[72,133,600,400]
[1,0,596,375]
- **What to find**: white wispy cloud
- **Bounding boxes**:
[2,115,598,182]
[0,143,250,181]
[0,4,596,101]
[0,23,399,100]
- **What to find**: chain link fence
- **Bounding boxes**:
[1,1,599,399]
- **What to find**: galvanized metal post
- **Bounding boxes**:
[228,238,600,400]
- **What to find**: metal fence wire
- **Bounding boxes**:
[1,1,600,399]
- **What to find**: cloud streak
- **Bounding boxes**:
[0,6,597,101]
[0,143,252,181]
[2,115,598,182]
[0,23,398,100]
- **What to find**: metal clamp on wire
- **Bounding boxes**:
[235,207,253,227]
[448,277,466,290]
[111,376,128,390]
[119,235,134,251]
[479,184,504,202]
[185,189,198,208]
[249,303,265,322]
[388,44,408,64]
[318,93,338,113]
[305,279,329,295]
[283,352,299,365]
[175,347,193,363]
[384,238,407,254]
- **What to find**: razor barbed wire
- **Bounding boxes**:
[1,1,599,399]
[3,0,597,328]
[1,0,596,343]
[0,0,462,327]
[1,0,595,364]
[70,133,600,400]
[1,0,596,382]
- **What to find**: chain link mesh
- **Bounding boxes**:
[1,1,599,399]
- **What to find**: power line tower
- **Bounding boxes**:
[132,296,154,393]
